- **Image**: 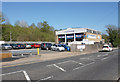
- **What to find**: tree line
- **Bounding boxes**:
[1,12,55,42]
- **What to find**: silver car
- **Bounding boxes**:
[2,44,12,50]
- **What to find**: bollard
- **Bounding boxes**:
[37,48,40,55]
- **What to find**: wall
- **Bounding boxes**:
[0,53,12,59]
[70,43,103,52]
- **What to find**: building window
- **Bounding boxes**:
[66,34,74,42]
[87,29,93,33]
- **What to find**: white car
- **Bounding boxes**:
[51,44,65,51]
[25,44,32,49]
[102,45,113,52]
[2,44,12,50]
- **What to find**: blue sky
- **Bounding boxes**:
[2,2,118,33]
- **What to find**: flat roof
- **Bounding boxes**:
[56,28,101,35]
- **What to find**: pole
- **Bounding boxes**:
[37,48,39,55]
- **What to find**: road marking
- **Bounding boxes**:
[103,54,108,56]
[23,70,31,82]
[0,70,23,76]
[41,76,53,80]
[1,60,42,68]
[97,55,101,57]
[73,62,95,70]
[101,57,109,60]
[80,58,90,60]
[53,64,66,72]
[57,60,72,65]
[71,60,84,65]
[0,70,31,82]
[46,60,72,67]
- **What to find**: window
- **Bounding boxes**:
[87,29,92,33]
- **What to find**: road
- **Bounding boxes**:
[1,49,119,81]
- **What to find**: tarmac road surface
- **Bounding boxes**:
[1,49,119,81]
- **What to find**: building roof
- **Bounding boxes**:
[56,27,101,35]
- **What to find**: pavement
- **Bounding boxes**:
[1,48,118,67]
[1,48,119,81]
[1,49,100,67]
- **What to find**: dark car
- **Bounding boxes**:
[10,44,19,49]
[41,43,52,50]
[17,44,25,49]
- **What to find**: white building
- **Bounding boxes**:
[55,28,102,45]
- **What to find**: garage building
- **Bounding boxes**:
[55,28,102,45]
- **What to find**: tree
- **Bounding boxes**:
[105,24,118,47]
[37,22,42,29]
[0,12,5,24]
[15,20,28,27]
[102,34,109,43]
[30,23,36,28]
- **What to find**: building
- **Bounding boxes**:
[55,28,102,45]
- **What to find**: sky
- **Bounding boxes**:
[2,2,118,33]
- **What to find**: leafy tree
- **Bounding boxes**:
[106,24,118,47]
[0,12,5,24]
[15,20,28,27]
[30,23,36,28]
[102,34,109,43]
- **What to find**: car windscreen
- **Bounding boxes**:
[58,45,62,47]
[4,44,10,46]
[103,46,108,48]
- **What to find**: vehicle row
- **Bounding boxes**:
[1,43,41,50]
[1,43,71,51]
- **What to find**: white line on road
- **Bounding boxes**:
[103,54,108,56]
[101,57,109,60]
[0,70,31,82]
[73,62,95,70]
[53,64,66,72]
[79,58,90,60]
[23,70,31,82]
[0,70,23,76]
[57,60,72,65]
[97,55,101,57]
[71,60,84,65]
[41,76,53,80]
[46,60,72,67]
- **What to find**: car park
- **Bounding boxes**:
[102,45,113,52]
[31,43,41,48]
[51,44,65,51]
[2,44,12,50]
[41,43,52,50]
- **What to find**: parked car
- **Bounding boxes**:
[51,44,65,51]
[2,44,12,50]
[24,43,32,49]
[17,44,25,49]
[102,45,113,52]
[10,44,19,49]
[41,43,52,50]
[31,43,41,48]
[60,44,70,51]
